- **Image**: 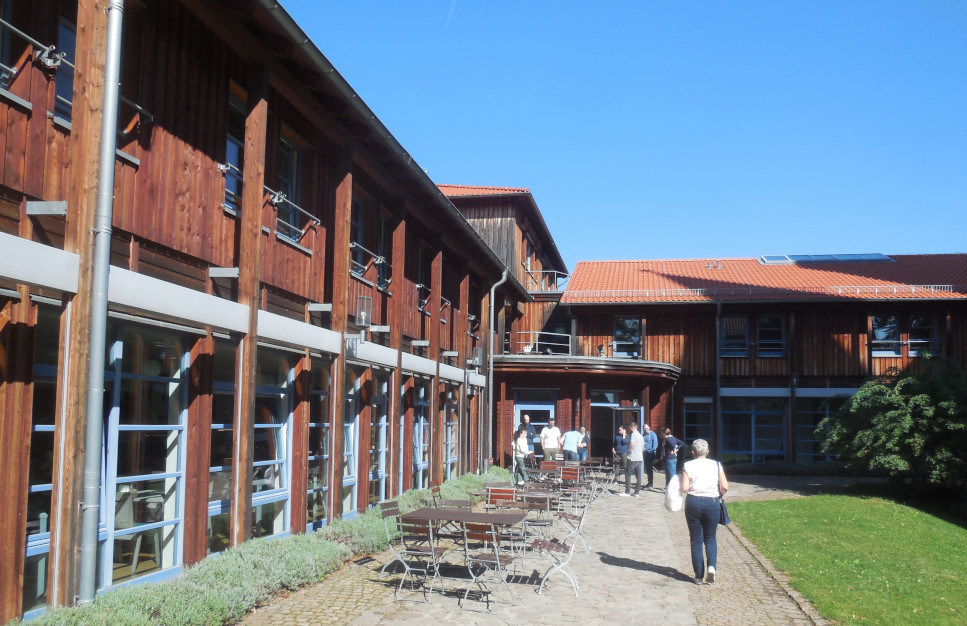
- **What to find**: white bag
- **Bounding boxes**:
[664,474,683,512]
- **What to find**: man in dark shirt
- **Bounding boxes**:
[643,423,659,488]
[522,414,537,452]
[612,424,630,479]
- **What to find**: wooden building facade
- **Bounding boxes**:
[487,255,967,472]
[0,1,526,620]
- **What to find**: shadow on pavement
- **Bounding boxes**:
[596,551,693,582]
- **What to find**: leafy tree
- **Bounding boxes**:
[818,357,967,490]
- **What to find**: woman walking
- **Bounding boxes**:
[680,439,729,585]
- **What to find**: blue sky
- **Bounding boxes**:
[281,1,967,271]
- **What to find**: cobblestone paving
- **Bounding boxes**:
[244,475,869,625]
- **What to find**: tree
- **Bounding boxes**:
[818,357,967,490]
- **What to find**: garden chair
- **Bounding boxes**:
[378,501,447,602]
[460,521,519,612]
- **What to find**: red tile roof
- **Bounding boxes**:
[437,183,530,196]
[561,254,967,304]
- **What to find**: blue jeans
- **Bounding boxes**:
[665,455,678,482]
[684,495,720,578]
[563,450,578,461]
[577,449,588,461]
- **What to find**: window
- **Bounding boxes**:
[613,317,641,358]
[411,383,430,490]
[756,315,785,357]
[908,313,937,357]
[721,397,785,463]
[251,350,293,539]
[23,306,59,615]
[442,387,459,480]
[683,399,713,445]
[53,17,75,121]
[222,88,246,216]
[350,196,366,275]
[102,323,187,587]
[377,210,391,289]
[720,315,749,357]
[307,358,330,530]
[207,339,237,554]
[367,373,389,507]
[417,246,431,311]
[793,397,845,464]
[276,137,302,241]
[0,0,16,89]
[341,367,362,518]
[871,313,900,357]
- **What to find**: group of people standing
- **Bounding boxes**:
[512,414,728,586]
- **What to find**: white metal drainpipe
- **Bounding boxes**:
[487,270,509,469]
[79,0,124,606]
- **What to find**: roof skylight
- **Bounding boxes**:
[758,253,894,265]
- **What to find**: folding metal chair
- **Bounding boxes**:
[531,533,580,597]
[378,501,447,602]
[460,521,519,612]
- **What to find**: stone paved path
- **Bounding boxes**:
[244,475,870,625]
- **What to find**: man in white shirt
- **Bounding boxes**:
[540,418,563,461]
[621,422,645,497]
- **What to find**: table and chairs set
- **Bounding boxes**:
[378,466,607,612]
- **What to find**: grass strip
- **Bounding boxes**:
[730,493,967,625]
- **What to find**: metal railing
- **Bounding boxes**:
[265,185,320,243]
[349,241,391,289]
[521,266,569,292]
[511,331,571,355]
[0,16,62,83]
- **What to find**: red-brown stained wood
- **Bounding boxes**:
[184,335,214,566]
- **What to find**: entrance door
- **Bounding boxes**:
[591,406,644,459]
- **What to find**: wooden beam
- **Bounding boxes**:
[231,64,269,547]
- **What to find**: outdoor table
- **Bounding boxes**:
[402,507,527,527]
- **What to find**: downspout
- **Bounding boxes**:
[78,0,124,606]
[714,301,722,457]
[487,270,509,470]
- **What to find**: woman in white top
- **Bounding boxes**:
[680,438,729,585]
[513,426,533,485]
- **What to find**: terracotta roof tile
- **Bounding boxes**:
[437,183,530,196]
[561,254,967,304]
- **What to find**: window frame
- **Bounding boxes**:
[720,314,749,357]
[612,316,641,358]
[871,313,901,357]
[755,314,785,357]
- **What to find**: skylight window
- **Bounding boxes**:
[758,253,893,265]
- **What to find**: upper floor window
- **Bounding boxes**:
[53,17,75,121]
[613,317,641,358]
[871,313,900,357]
[0,0,15,89]
[350,196,366,275]
[417,245,432,311]
[908,313,937,357]
[377,210,392,289]
[720,314,749,357]
[276,136,303,241]
[223,90,246,215]
[756,314,785,357]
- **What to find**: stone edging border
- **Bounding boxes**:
[725,522,829,625]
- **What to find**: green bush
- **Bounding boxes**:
[27,467,510,625]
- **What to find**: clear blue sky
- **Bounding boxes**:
[281,1,967,271]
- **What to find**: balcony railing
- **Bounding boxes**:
[510,331,571,355]
[265,186,319,244]
[521,267,569,293]
[349,241,391,290]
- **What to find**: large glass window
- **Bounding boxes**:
[307,358,330,530]
[871,313,900,357]
[350,196,366,275]
[720,314,749,357]
[908,313,937,357]
[793,397,846,464]
[721,397,785,463]
[102,323,187,587]
[367,372,389,507]
[251,349,293,539]
[613,317,641,358]
[377,210,392,290]
[412,383,430,490]
[442,387,459,480]
[23,307,59,615]
[756,314,785,357]
[207,339,236,554]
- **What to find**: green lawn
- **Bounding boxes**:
[729,493,967,625]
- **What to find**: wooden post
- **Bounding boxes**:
[389,205,406,496]
[184,335,214,564]
[429,246,442,485]
[231,65,268,547]
[49,0,107,607]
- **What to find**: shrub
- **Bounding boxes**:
[27,467,510,625]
